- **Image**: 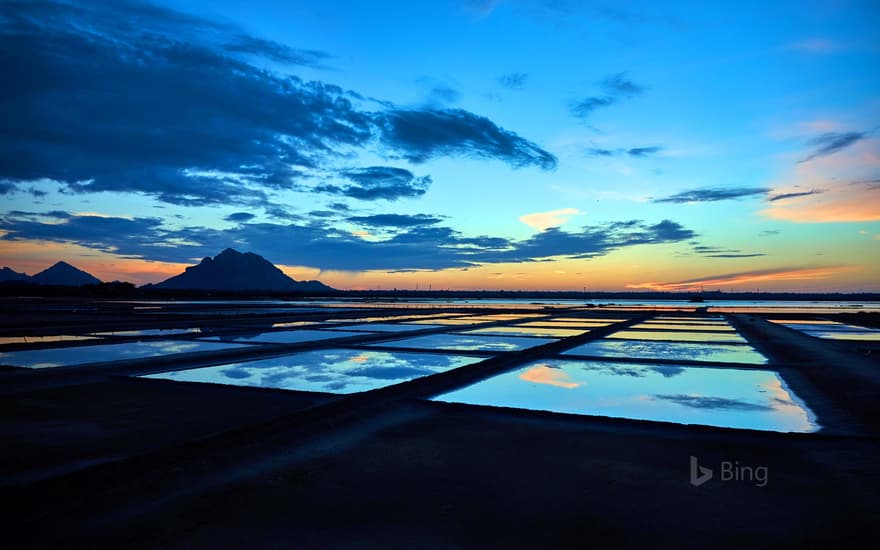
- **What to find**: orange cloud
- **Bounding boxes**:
[519,364,581,389]
[628,265,856,292]
[762,182,880,222]
[519,208,581,231]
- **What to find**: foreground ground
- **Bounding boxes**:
[1,300,878,547]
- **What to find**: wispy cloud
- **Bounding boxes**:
[652,187,768,204]
[799,131,867,163]
[499,72,529,90]
[627,146,663,157]
[628,266,853,291]
[766,189,823,202]
[349,214,443,227]
[316,167,432,201]
[570,72,644,119]
[787,38,847,54]
[585,146,663,158]
[519,208,582,231]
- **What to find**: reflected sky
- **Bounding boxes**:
[143,349,482,394]
[432,360,816,432]
[406,318,493,325]
[551,317,629,323]
[464,326,585,338]
[324,323,444,332]
[562,339,767,364]
[0,335,99,345]
[608,330,748,344]
[779,322,880,341]
[200,329,362,344]
[366,333,555,352]
[92,328,201,337]
[0,340,249,368]
[516,321,611,328]
[631,323,734,332]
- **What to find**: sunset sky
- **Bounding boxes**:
[1,0,878,291]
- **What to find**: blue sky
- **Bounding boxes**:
[1,0,878,290]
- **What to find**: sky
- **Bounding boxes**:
[1,0,878,291]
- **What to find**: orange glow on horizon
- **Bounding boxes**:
[627,266,857,292]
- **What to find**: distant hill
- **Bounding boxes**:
[154,248,334,292]
[30,261,102,286]
[0,267,30,283]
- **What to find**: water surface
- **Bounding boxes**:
[143,349,482,394]
[433,359,816,432]
[367,333,555,352]
[562,339,767,364]
[0,340,250,369]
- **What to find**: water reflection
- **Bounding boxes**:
[562,339,767,364]
[433,359,817,432]
[464,326,585,338]
[325,323,444,332]
[143,349,482,394]
[779,322,880,341]
[92,328,201,337]
[0,340,250,368]
[0,335,98,345]
[200,329,362,344]
[631,323,735,332]
[609,330,747,343]
[366,333,555,351]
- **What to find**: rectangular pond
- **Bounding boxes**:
[0,335,99,346]
[463,326,588,338]
[142,349,483,394]
[432,359,817,432]
[608,330,748,344]
[562,339,767,364]
[92,328,202,337]
[323,323,445,333]
[0,340,251,369]
[199,329,363,344]
[630,323,735,332]
[366,333,556,352]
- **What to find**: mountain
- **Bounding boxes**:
[30,261,102,286]
[0,267,30,283]
[154,249,334,292]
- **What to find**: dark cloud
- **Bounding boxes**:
[221,35,330,67]
[570,73,644,119]
[499,72,529,90]
[799,131,866,163]
[652,394,772,411]
[224,212,256,223]
[316,167,432,201]
[585,145,663,158]
[349,214,443,227]
[601,73,644,96]
[0,212,696,271]
[759,230,781,237]
[376,109,557,169]
[571,96,615,118]
[627,146,662,157]
[691,244,765,259]
[0,1,555,208]
[766,189,823,202]
[652,187,769,204]
[0,181,14,194]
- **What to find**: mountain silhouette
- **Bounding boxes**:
[154,249,333,291]
[30,261,102,286]
[0,267,30,283]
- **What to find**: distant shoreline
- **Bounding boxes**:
[0,282,878,302]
